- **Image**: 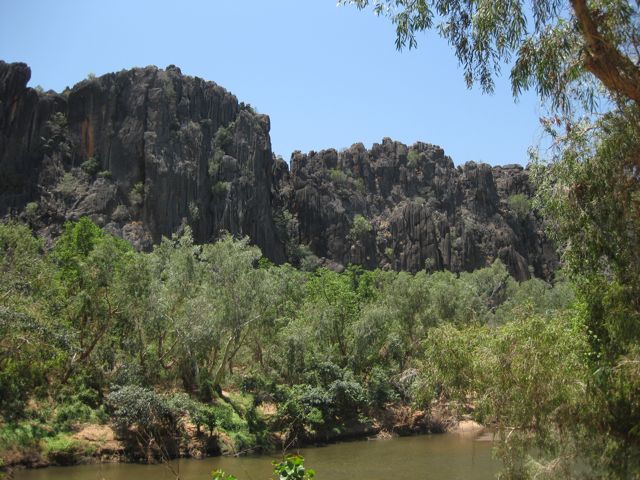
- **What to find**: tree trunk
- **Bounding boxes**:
[570,0,640,105]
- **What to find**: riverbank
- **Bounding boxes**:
[12,431,498,480]
[0,403,483,477]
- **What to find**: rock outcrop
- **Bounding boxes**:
[0,61,284,260]
[285,142,555,280]
[0,61,557,279]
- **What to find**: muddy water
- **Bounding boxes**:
[15,433,498,480]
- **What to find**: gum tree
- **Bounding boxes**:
[340,0,640,476]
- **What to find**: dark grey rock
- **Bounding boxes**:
[0,61,557,279]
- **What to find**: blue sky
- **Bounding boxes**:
[0,0,546,166]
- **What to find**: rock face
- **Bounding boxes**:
[0,61,284,260]
[285,142,555,280]
[0,61,557,279]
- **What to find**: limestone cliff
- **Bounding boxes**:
[0,61,557,279]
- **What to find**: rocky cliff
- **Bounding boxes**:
[0,61,557,279]
[285,142,556,280]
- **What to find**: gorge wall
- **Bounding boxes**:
[0,61,557,280]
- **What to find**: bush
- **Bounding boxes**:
[212,181,230,196]
[129,182,145,206]
[212,470,237,480]
[203,400,259,453]
[274,385,329,439]
[53,400,107,432]
[407,149,420,168]
[348,214,372,241]
[366,366,398,407]
[80,157,100,176]
[329,376,366,415]
[209,149,224,177]
[107,386,177,436]
[56,172,79,197]
[188,201,200,221]
[43,434,95,464]
[24,202,39,221]
[507,193,531,220]
[192,404,218,436]
[214,125,233,151]
[0,421,48,450]
[329,169,348,184]
[273,455,315,480]
[209,401,245,433]
[212,455,315,480]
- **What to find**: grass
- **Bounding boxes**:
[42,434,95,464]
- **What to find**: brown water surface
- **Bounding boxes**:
[15,433,498,480]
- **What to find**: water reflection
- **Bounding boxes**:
[16,433,498,480]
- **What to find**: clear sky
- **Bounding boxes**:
[0,0,546,166]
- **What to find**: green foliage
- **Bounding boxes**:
[348,214,372,242]
[53,400,107,432]
[273,455,315,480]
[211,470,237,480]
[274,384,328,439]
[0,218,590,474]
[42,112,71,158]
[24,202,39,221]
[406,149,420,168]
[353,177,366,193]
[52,217,104,274]
[211,455,314,480]
[209,124,235,180]
[192,404,218,436]
[214,125,233,151]
[0,223,60,419]
[107,385,178,436]
[42,433,95,462]
[531,105,640,476]
[366,366,398,407]
[212,181,230,196]
[0,421,48,451]
[339,0,640,113]
[56,172,79,197]
[507,193,531,220]
[80,157,100,176]
[129,181,145,205]
[416,309,590,476]
[188,201,200,221]
[328,168,348,184]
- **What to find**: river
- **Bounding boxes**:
[15,433,498,480]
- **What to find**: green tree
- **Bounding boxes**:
[339,0,640,110]
[147,229,277,398]
[0,223,62,418]
[51,218,136,384]
[341,2,640,476]
[301,268,362,366]
[416,310,590,478]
